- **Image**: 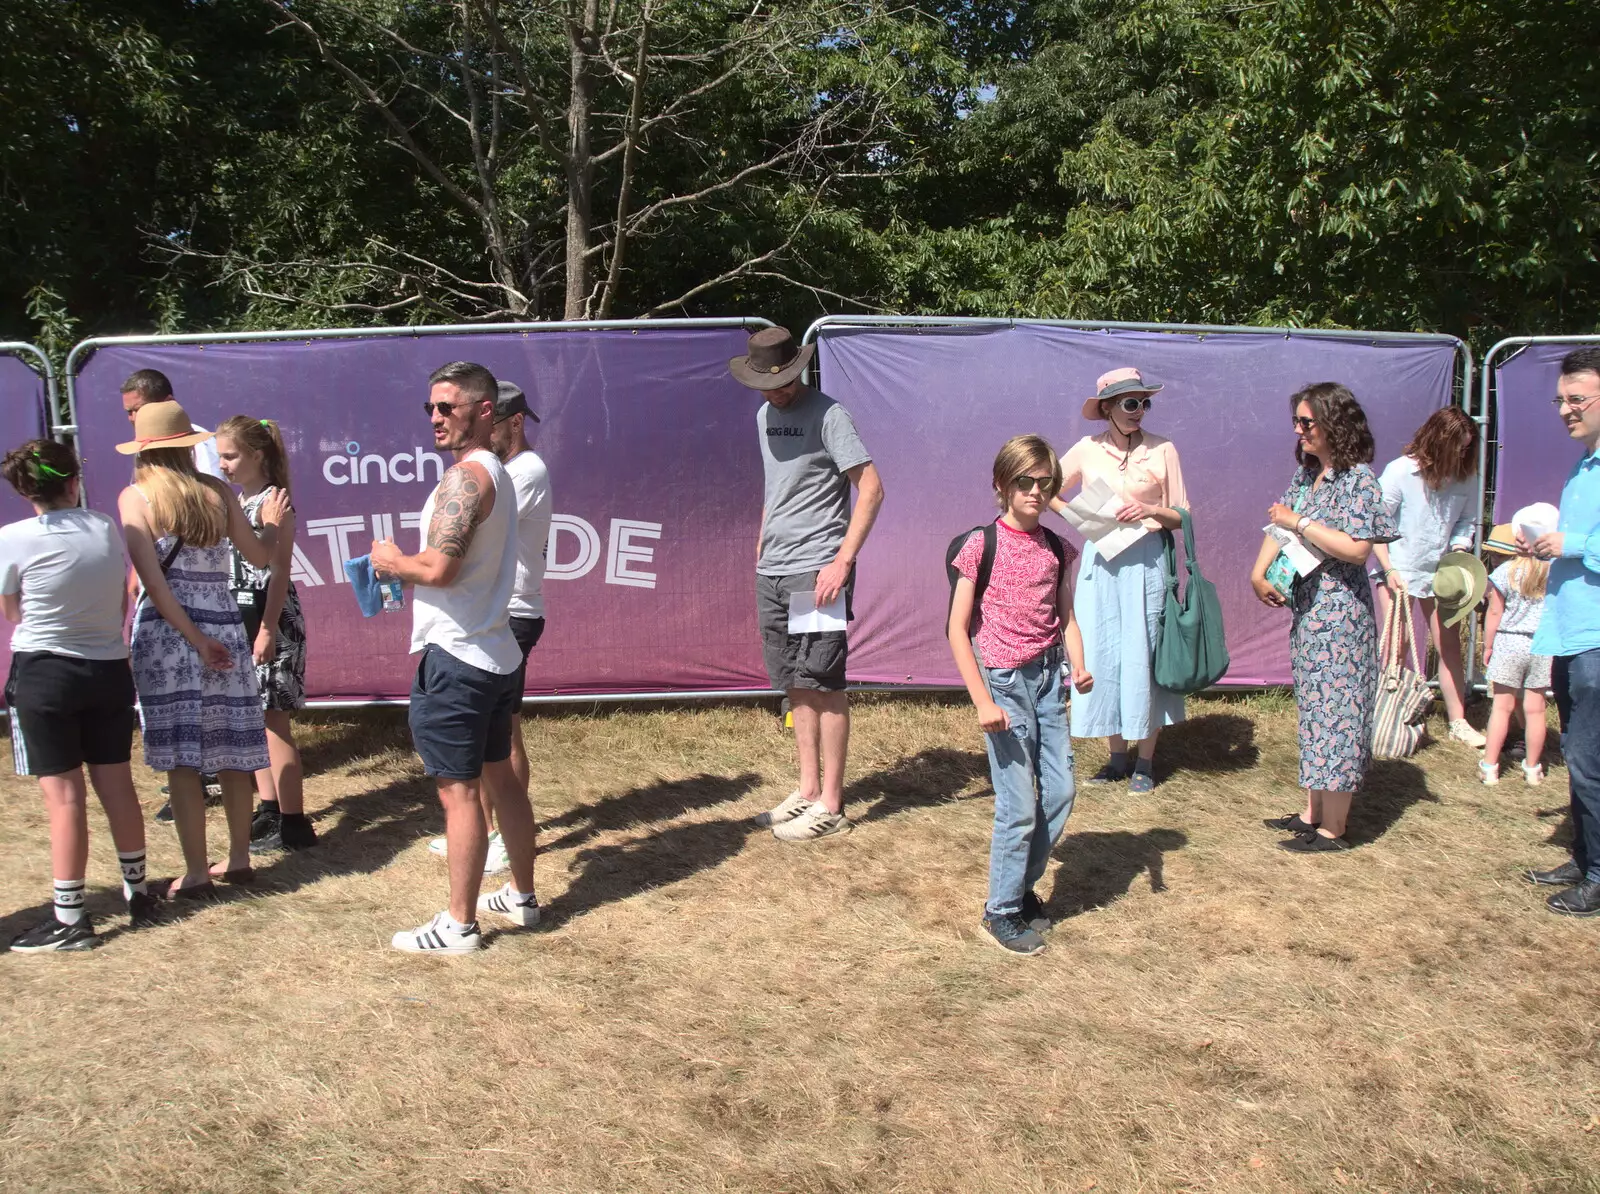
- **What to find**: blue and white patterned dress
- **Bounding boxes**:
[131,535,269,774]
[1281,464,1398,792]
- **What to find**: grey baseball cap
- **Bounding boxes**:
[494,379,539,422]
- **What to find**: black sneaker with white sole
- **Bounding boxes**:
[1019,890,1053,934]
[126,892,164,928]
[10,917,98,952]
[982,912,1047,956]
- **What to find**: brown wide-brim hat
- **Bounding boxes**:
[729,326,815,391]
[116,400,215,455]
[1082,367,1164,420]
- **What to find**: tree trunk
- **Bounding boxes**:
[563,0,600,320]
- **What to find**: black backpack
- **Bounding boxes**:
[945,521,1068,635]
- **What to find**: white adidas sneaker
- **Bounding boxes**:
[391,911,482,955]
[772,801,851,841]
[478,882,541,928]
[426,831,510,874]
[754,789,811,828]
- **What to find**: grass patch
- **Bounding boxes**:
[0,693,1596,1192]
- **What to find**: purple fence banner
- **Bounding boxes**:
[0,347,54,701]
[74,326,771,701]
[815,323,1461,686]
[1491,340,1596,521]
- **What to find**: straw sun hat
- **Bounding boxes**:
[116,402,215,455]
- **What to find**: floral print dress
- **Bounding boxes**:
[235,487,307,711]
[1281,464,1398,791]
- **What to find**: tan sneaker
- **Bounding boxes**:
[772,802,851,841]
[754,789,811,827]
[1449,719,1487,748]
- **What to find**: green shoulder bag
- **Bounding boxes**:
[1153,508,1231,694]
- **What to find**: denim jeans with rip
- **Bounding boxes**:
[982,646,1075,918]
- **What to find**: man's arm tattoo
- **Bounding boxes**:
[426,465,486,559]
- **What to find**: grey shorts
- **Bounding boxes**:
[1487,632,1552,690]
[756,569,854,693]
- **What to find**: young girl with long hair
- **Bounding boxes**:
[215,416,313,852]
[116,402,287,898]
[0,440,160,949]
[1480,523,1553,786]
[1370,406,1483,745]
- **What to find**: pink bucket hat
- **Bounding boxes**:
[1082,367,1164,420]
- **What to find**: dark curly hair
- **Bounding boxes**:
[1292,382,1375,472]
[1404,406,1478,489]
[1,439,79,506]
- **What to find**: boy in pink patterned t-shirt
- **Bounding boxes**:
[947,435,1091,957]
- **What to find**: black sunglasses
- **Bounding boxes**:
[1012,474,1055,493]
[1117,396,1153,413]
[1292,416,1317,432]
[423,401,470,417]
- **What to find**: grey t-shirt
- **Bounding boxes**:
[0,509,129,659]
[757,387,872,576]
[1489,560,1546,636]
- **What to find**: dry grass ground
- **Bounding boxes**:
[0,692,1597,1193]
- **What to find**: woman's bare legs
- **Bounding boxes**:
[208,770,255,876]
[257,709,304,816]
[1316,790,1353,839]
[166,767,211,893]
[1421,597,1469,724]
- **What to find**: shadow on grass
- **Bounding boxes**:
[1044,828,1189,917]
[1347,757,1440,846]
[297,708,414,777]
[847,747,992,825]
[541,772,762,852]
[1155,713,1259,777]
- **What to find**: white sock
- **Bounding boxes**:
[509,885,537,905]
[441,912,476,936]
[117,850,148,899]
[53,879,86,926]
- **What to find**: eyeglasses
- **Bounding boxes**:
[1117,396,1153,414]
[1292,416,1317,432]
[422,401,466,417]
[1551,393,1600,411]
[1012,474,1055,493]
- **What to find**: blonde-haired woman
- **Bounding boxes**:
[117,403,286,898]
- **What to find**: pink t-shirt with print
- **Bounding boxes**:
[952,520,1078,669]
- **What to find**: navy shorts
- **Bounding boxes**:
[408,645,519,781]
[509,616,545,707]
[6,652,137,778]
[756,569,854,693]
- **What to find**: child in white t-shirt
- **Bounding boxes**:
[947,435,1091,957]
[1481,532,1552,785]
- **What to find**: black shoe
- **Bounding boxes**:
[1263,812,1317,834]
[1546,879,1600,917]
[127,891,164,928]
[250,801,281,839]
[1527,860,1583,887]
[250,812,317,854]
[1277,830,1351,853]
[1019,890,1052,934]
[1086,761,1130,785]
[981,912,1047,956]
[9,917,97,952]
[154,801,173,824]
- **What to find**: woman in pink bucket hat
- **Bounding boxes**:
[1050,368,1189,792]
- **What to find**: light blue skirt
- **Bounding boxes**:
[1070,532,1185,740]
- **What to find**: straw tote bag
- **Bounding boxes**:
[1371,595,1433,759]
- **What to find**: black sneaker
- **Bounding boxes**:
[1019,890,1052,934]
[250,812,317,854]
[1546,879,1600,917]
[250,801,281,839]
[1263,812,1317,834]
[154,801,174,824]
[982,912,1048,956]
[127,891,164,928]
[1277,830,1351,853]
[10,917,97,952]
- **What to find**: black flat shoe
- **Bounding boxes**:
[1527,860,1583,887]
[1546,879,1600,917]
[1263,812,1317,834]
[1085,762,1130,785]
[1277,830,1351,853]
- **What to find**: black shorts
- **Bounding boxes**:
[5,652,137,777]
[407,645,519,781]
[509,616,545,709]
[756,569,854,693]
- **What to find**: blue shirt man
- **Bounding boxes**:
[1525,348,1600,912]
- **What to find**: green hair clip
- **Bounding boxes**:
[33,452,70,479]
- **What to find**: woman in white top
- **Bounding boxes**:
[0,440,159,951]
[1370,406,1482,744]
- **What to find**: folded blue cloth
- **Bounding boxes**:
[343,554,384,618]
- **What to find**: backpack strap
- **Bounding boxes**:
[971,522,998,613]
[1039,526,1067,593]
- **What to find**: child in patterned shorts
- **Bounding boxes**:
[1481,520,1553,786]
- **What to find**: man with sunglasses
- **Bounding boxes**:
[1523,347,1600,916]
[730,326,884,841]
[370,361,538,953]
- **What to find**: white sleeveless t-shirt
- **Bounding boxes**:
[409,448,519,674]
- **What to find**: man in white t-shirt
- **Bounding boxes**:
[370,361,540,955]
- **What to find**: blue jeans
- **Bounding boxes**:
[982,646,1075,917]
[1555,648,1600,882]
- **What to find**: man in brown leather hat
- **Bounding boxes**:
[730,325,884,840]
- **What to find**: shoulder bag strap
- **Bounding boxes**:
[159,535,184,574]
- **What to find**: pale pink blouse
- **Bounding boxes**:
[1060,431,1188,530]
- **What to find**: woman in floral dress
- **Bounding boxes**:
[116,402,286,898]
[1249,383,1397,852]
